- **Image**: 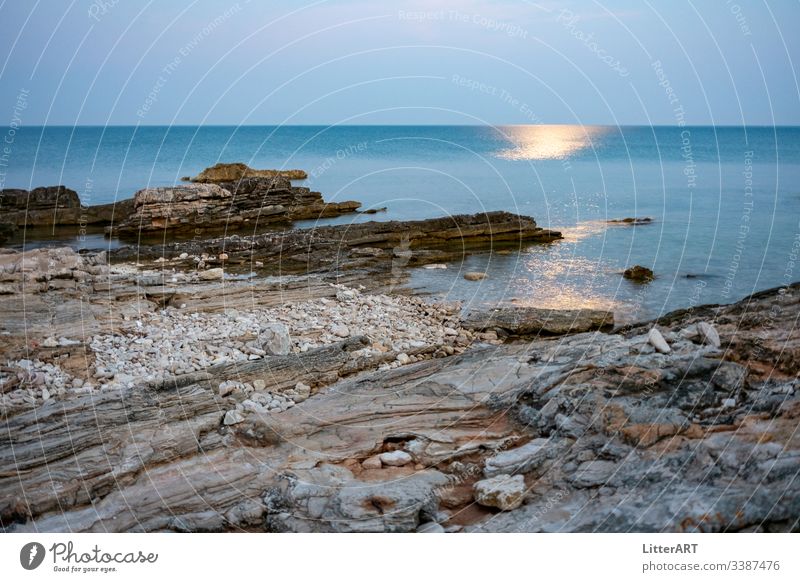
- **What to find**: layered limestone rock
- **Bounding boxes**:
[111,211,563,276]
[0,186,133,230]
[110,179,360,238]
[461,306,614,336]
[216,176,361,221]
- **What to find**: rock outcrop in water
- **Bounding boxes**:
[109,178,361,239]
[0,186,133,231]
[110,211,562,279]
[0,168,354,243]
[623,265,655,283]
[187,162,307,182]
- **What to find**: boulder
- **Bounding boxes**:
[464,272,487,281]
[473,474,526,511]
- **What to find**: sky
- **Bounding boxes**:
[0,0,798,125]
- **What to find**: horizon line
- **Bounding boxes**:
[6,123,800,129]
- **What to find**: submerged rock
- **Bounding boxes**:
[607,217,653,225]
[623,265,655,283]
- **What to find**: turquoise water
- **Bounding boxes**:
[2,125,799,320]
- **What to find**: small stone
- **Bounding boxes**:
[253,379,267,391]
[331,324,350,338]
[464,272,487,281]
[42,337,58,348]
[179,252,189,259]
[218,253,229,261]
[199,268,224,281]
[259,323,291,356]
[696,321,721,348]
[423,264,448,270]
[41,388,51,401]
[473,474,526,511]
[219,381,238,397]
[294,381,311,401]
[336,289,357,302]
[722,398,736,408]
[396,353,411,365]
[223,410,244,425]
[647,328,671,354]
[362,456,383,470]
[379,450,413,466]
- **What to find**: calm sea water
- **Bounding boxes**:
[2,125,799,321]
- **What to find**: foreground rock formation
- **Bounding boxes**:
[0,226,797,532]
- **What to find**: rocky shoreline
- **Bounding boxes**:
[1,172,798,533]
[0,163,359,243]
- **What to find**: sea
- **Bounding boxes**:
[2,124,799,322]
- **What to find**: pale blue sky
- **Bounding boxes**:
[1,0,798,125]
